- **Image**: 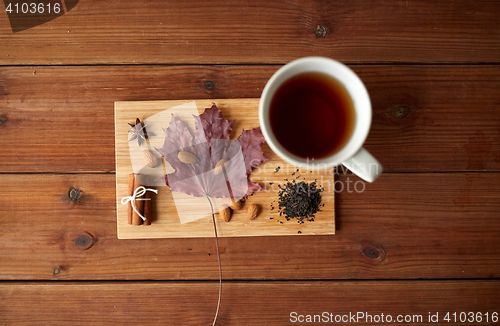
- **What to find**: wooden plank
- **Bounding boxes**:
[1,65,499,173]
[1,0,499,64]
[0,172,498,280]
[115,99,335,239]
[0,280,498,325]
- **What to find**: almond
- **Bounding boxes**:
[219,205,231,222]
[214,158,230,175]
[230,199,243,211]
[247,204,259,220]
[143,150,159,168]
[178,151,199,164]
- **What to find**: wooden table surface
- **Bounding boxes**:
[1,1,499,325]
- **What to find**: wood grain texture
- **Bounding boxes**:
[1,65,499,173]
[115,99,335,238]
[0,280,498,325]
[0,0,499,64]
[0,172,498,280]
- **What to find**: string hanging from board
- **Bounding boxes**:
[208,196,222,326]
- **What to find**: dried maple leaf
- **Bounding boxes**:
[156,103,270,199]
[236,127,271,195]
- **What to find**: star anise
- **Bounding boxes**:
[128,118,154,146]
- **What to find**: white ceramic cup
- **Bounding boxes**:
[259,56,382,182]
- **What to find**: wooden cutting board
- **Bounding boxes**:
[115,99,335,239]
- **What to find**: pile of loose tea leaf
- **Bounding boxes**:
[276,177,324,223]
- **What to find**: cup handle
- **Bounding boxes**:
[342,147,383,182]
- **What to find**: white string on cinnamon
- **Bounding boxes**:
[121,186,158,221]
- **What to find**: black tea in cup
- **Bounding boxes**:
[269,72,356,159]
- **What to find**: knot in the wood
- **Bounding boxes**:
[315,24,328,38]
[204,80,215,91]
[363,245,380,259]
[387,105,410,119]
[68,187,81,202]
[0,116,7,126]
[75,232,95,250]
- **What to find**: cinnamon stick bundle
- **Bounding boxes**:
[127,173,154,226]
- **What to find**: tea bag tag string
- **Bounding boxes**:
[121,186,158,221]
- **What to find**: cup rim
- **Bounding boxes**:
[259,56,372,169]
